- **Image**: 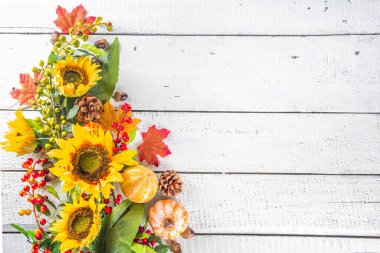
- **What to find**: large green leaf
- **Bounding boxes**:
[105,203,145,253]
[89,215,109,253]
[10,224,35,243]
[89,37,120,103]
[131,243,156,253]
[105,200,133,233]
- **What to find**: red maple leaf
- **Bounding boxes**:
[53,5,96,34]
[10,73,43,106]
[137,125,171,166]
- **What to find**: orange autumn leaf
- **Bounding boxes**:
[137,125,171,167]
[98,101,140,133]
[10,73,43,106]
[53,4,95,34]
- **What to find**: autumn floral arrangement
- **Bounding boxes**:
[2,5,194,253]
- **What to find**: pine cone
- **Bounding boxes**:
[159,170,183,197]
[74,94,103,123]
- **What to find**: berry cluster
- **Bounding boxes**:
[31,241,52,253]
[112,103,133,153]
[134,226,157,248]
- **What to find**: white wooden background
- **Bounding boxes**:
[1,0,380,252]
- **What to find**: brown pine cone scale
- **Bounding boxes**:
[159,170,183,197]
[74,94,103,123]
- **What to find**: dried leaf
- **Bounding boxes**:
[53,4,95,34]
[137,125,171,166]
[98,101,140,133]
[10,73,42,106]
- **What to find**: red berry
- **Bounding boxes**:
[117,194,122,199]
[39,180,46,187]
[33,243,39,250]
[22,162,29,169]
[31,197,38,204]
[81,193,87,199]
[115,137,121,143]
[21,176,27,182]
[104,199,109,204]
[32,171,39,178]
[138,226,144,233]
[38,228,44,233]
[38,170,46,177]
[26,158,34,165]
[113,147,119,153]
[23,185,30,192]
[150,241,156,246]
[111,122,118,128]
[80,251,84,253]
[43,250,51,253]
[32,182,39,189]
[19,190,27,197]
[126,117,132,124]
[40,219,46,225]
[120,143,127,151]
[146,230,152,235]
[64,250,72,253]
[36,159,41,164]
[122,135,129,142]
[115,199,120,205]
[35,233,42,240]
[42,158,48,163]
[44,195,49,199]
[40,205,48,213]
[105,206,112,214]
[24,173,30,179]
[118,125,124,131]
[37,198,44,204]
[120,118,126,123]
[134,238,141,243]
[142,237,148,244]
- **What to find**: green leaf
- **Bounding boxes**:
[81,44,106,56]
[48,52,63,64]
[148,235,162,245]
[131,243,156,253]
[25,118,43,132]
[39,237,53,249]
[105,200,133,234]
[35,204,51,216]
[89,37,120,103]
[40,195,56,210]
[126,129,137,145]
[46,185,60,200]
[106,203,145,253]
[66,105,79,120]
[154,245,170,253]
[10,224,35,243]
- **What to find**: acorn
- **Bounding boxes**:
[92,57,102,65]
[94,39,109,49]
[50,31,60,45]
[112,91,128,102]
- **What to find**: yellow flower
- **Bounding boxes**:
[48,124,138,199]
[50,196,105,252]
[1,109,37,155]
[52,56,101,97]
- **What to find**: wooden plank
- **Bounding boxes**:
[4,234,380,253]
[1,111,379,174]
[2,172,380,236]
[1,35,380,113]
[0,0,380,35]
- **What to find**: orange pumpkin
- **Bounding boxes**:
[149,199,189,239]
[120,165,158,203]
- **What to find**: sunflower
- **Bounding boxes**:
[1,109,37,155]
[52,56,101,97]
[50,196,105,252]
[48,124,137,199]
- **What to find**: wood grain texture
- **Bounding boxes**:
[4,234,380,253]
[3,172,380,236]
[0,35,380,112]
[1,35,380,112]
[0,0,380,35]
[1,111,379,174]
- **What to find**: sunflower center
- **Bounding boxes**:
[61,66,88,87]
[72,145,110,184]
[67,207,94,240]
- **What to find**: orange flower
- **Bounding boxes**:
[98,101,140,133]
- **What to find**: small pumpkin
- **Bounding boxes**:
[120,165,158,203]
[148,199,189,239]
